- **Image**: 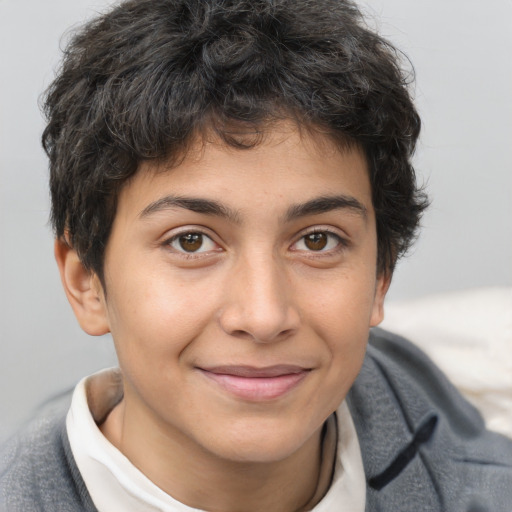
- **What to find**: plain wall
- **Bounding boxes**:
[1,0,511,443]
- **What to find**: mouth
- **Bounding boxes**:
[196,365,311,401]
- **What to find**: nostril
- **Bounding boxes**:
[230,329,252,339]
[278,328,295,339]
[225,326,296,344]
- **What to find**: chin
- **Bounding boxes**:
[201,419,319,464]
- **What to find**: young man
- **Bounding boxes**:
[1,0,511,510]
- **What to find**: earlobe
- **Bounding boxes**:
[370,272,391,327]
[54,238,110,336]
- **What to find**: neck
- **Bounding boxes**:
[101,398,324,512]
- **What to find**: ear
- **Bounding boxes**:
[370,272,391,327]
[54,238,110,336]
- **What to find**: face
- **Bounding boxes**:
[91,125,388,464]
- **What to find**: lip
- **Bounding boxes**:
[197,365,310,401]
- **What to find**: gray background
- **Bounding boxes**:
[1,0,511,443]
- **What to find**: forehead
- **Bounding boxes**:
[116,123,372,221]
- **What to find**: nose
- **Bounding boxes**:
[218,255,300,344]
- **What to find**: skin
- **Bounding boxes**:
[56,123,390,512]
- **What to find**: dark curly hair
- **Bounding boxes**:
[43,0,428,280]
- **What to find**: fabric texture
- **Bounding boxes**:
[350,329,512,511]
[381,286,512,438]
[1,328,511,511]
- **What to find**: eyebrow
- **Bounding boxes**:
[285,195,367,222]
[139,195,241,223]
[139,193,367,223]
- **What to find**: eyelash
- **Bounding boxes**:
[163,227,347,260]
[164,230,221,259]
[291,229,348,255]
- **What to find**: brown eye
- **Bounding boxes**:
[169,232,217,254]
[179,233,203,252]
[304,232,328,251]
[292,231,342,253]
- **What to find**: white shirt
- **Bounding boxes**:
[67,369,365,511]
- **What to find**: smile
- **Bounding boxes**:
[197,365,311,401]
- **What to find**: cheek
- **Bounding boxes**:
[105,267,221,360]
[302,268,378,331]
[300,269,376,378]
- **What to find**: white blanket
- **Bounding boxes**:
[381,287,512,438]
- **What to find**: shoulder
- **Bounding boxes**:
[0,392,96,512]
[348,328,512,511]
[364,328,498,438]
